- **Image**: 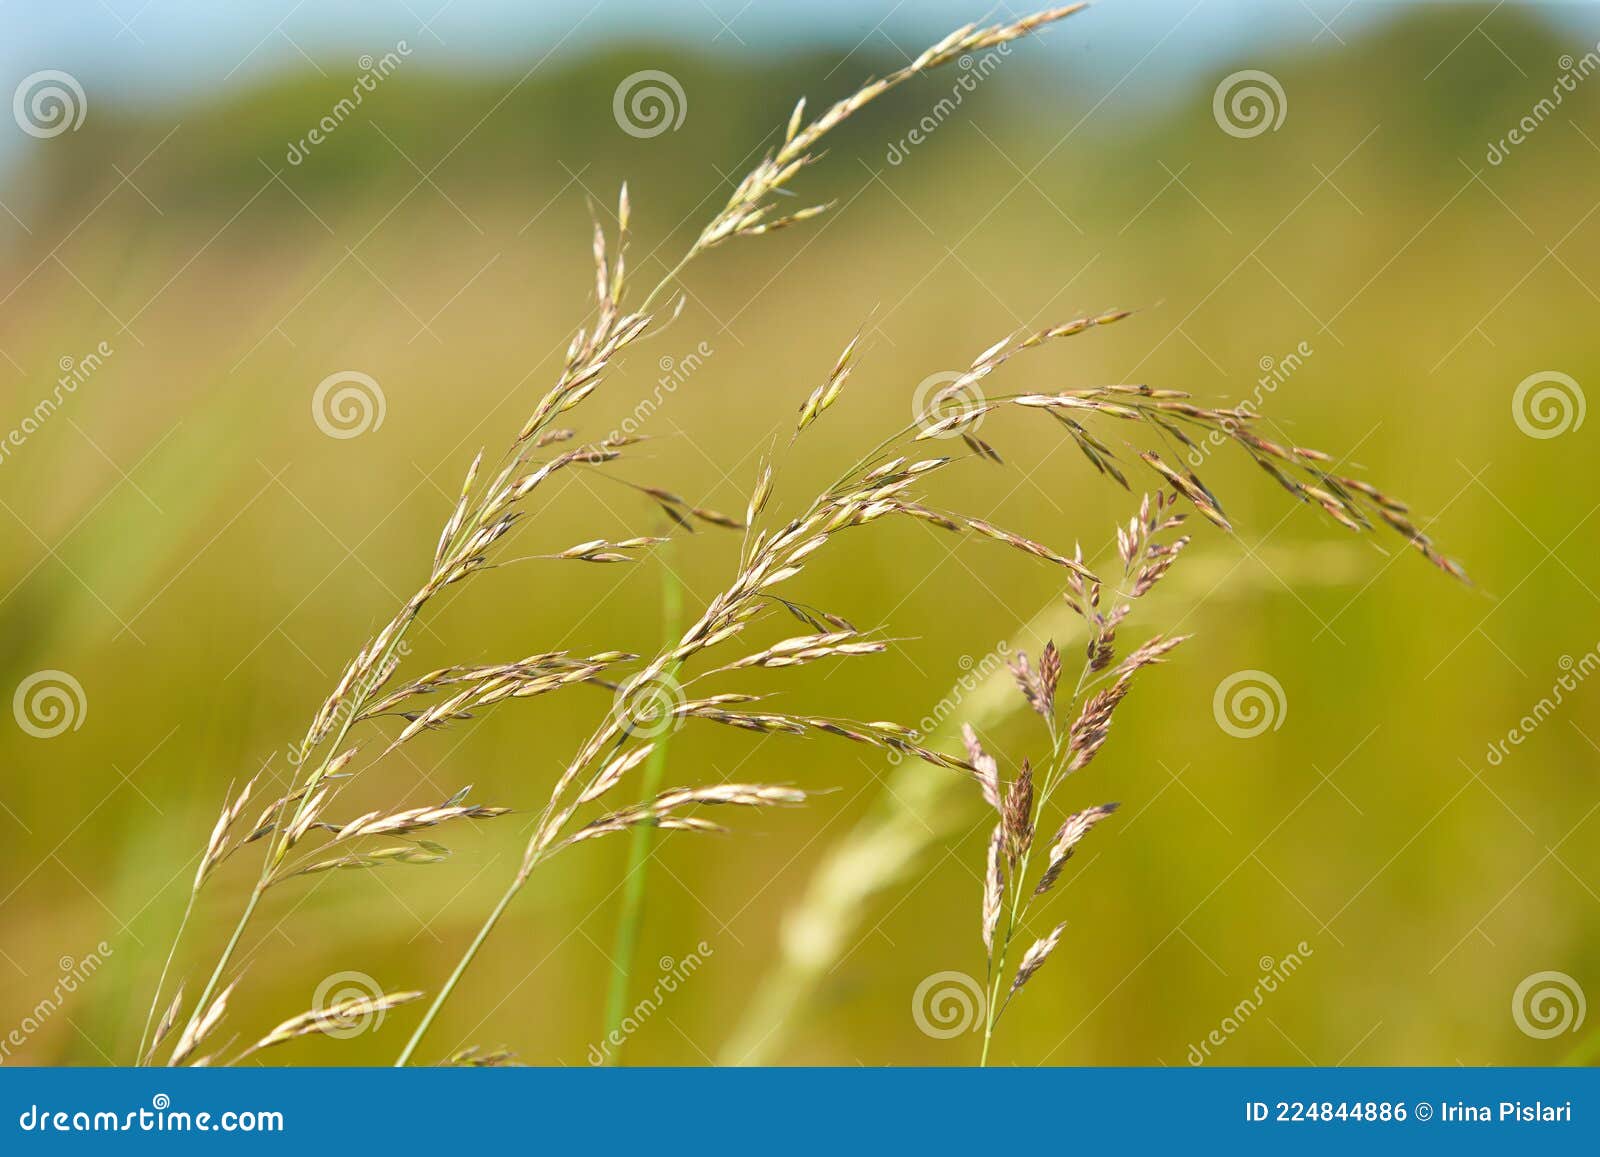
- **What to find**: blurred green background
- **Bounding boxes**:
[1,1,1597,1067]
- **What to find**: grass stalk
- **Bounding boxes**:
[601,555,684,1063]
[720,544,1375,1064]
[169,883,262,1066]
[139,5,1462,1069]
[136,888,195,1065]
[395,875,525,1067]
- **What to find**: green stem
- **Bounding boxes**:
[980,929,1013,1067]
[393,430,897,1060]
[980,714,1067,1066]
[137,888,196,1065]
[601,557,683,1064]
[396,871,525,1066]
[169,883,262,1066]
[166,632,397,1060]
[158,225,708,1068]
[637,249,700,316]
[392,315,1029,1066]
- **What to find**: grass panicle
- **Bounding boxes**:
[139,5,1460,1068]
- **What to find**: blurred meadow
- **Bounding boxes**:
[1,0,1598,1066]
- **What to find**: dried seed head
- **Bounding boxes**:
[578,743,657,805]
[143,984,185,1067]
[1006,648,1058,720]
[982,822,1005,959]
[961,724,1003,813]
[1010,921,1067,994]
[239,990,423,1061]
[1038,642,1061,715]
[748,464,774,525]
[333,796,509,843]
[1002,758,1035,865]
[195,775,260,892]
[169,980,236,1067]
[1035,802,1120,896]
[448,1045,521,1067]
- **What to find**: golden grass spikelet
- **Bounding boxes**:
[964,516,1097,579]
[236,990,423,1062]
[195,775,259,891]
[1010,921,1066,994]
[561,784,807,851]
[332,797,509,843]
[747,463,774,526]
[167,980,235,1067]
[142,984,184,1067]
[712,631,887,674]
[578,743,658,805]
[797,331,861,432]
[288,844,452,877]
[448,1045,521,1067]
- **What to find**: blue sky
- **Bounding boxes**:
[5,1,1585,106]
[0,0,1589,177]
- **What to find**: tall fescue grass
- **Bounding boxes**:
[137,5,1458,1067]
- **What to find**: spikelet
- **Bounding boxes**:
[961,724,1003,813]
[982,823,1005,959]
[1035,803,1120,896]
[168,980,236,1067]
[142,984,185,1067]
[1010,922,1066,994]
[238,990,423,1061]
